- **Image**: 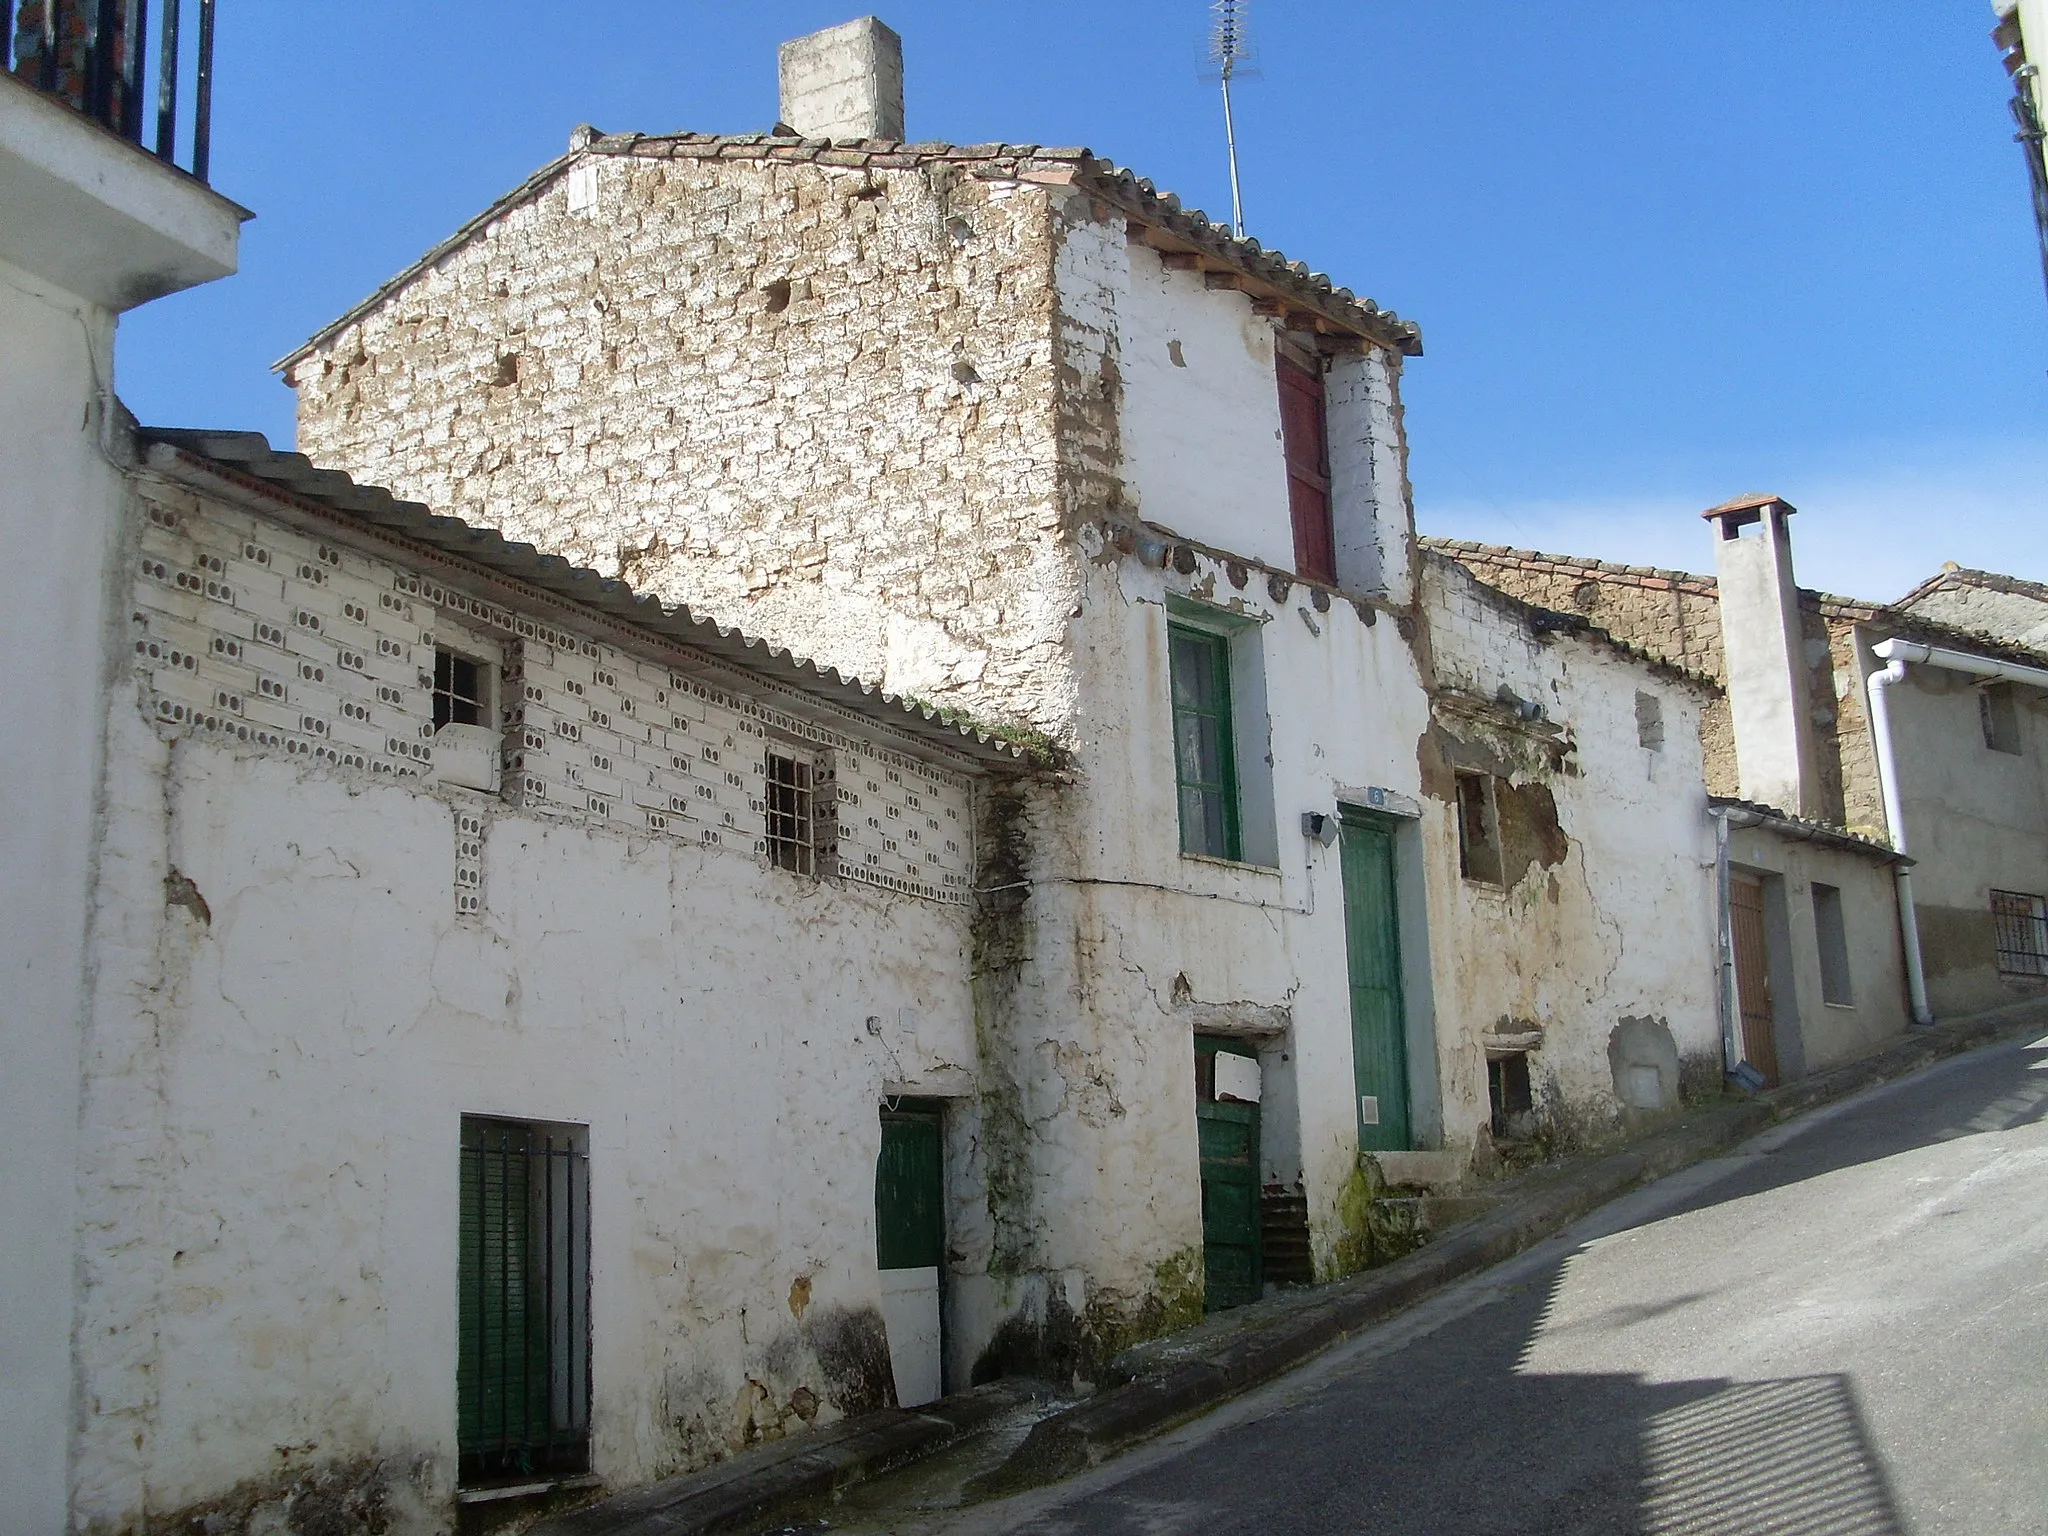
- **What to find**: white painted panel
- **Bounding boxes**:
[879,1265,942,1408]
[1214,1052,1261,1105]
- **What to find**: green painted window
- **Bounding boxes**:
[1169,622,1241,861]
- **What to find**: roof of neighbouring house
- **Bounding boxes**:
[273,133,1422,371]
[1418,547,1722,693]
[139,428,1040,770]
[1707,796,1906,862]
[1896,563,2048,609]
[1420,536,2048,672]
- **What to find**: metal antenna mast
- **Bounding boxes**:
[1208,0,1252,238]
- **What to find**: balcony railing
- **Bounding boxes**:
[4,0,216,184]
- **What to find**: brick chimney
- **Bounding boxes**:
[1703,493,1822,817]
[778,17,905,141]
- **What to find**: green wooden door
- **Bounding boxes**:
[1195,1038,1262,1310]
[876,1107,944,1271]
[459,1120,547,1473]
[1338,811,1412,1151]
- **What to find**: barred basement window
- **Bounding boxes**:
[766,749,816,875]
[458,1118,590,1487]
[1992,889,2048,977]
[434,647,491,730]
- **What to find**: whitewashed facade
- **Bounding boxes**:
[67,434,1023,1531]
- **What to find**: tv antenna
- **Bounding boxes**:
[1205,0,1256,238]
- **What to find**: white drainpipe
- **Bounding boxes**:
[1865,637,2048,1026]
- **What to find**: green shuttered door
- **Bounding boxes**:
[876,1109,945,1271]
[459,1121,549,1466]
[1339,812,1412,1151]
[1196,1037,1262,1310]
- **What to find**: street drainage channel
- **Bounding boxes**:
[764,1383,1083,1533]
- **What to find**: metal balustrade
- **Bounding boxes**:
[4,0,217,183]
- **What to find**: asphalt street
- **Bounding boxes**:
[857,1031,2048,1536]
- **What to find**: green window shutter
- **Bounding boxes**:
[1168,622,1241,861]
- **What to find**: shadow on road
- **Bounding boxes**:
[1011,1241,1905,1536]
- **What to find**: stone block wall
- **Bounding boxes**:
[290,144,1084,734]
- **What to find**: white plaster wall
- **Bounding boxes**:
[1725,829,1908,1072]
[989,535,1438,1299]
[1115,244,1295,570]
[74,489,995,1532]
[1421,560,1721,1149]
[0,251,120,1536]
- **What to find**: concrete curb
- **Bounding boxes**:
[981,1004,2042,1494]
[530,1381,1043,1536]
[536,1003,2042,1533]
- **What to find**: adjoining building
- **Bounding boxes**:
[1427,492,2048,1036]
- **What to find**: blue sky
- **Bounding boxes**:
[116,1,2046,602]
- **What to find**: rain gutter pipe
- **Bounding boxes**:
[1708,806,1738,1074]
[1865,636,2048,1027]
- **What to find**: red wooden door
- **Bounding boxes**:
[1730,876,1781,1087]
[1277,355,1335,584]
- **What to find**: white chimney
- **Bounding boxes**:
[1704,493,1822,817]
[778,17,905,142]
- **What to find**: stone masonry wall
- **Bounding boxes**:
[291,146,1083,734]
[1422,541,1738,799]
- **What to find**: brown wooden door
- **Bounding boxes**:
[1729,876,1781,1087]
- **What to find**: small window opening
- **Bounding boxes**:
[766,750,816,876]
[1455,771,1503,885]
[1488,1052,1533,1140]
[1635,691,1666,751]
[761,277,793,314]
[1981,682,2022,755]
[1992,889,2048,977]
[434,649,489,730]
[1812,883,1854,1006]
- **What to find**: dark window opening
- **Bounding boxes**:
[1169,622,1241,860]
[1455,771,1503,885]
[1488,1053,1533,1140]
[1981,682,2023,755]
[1813,883,1854,1006]
[458,1117,590,1487]
[1277,352,1335,584]
[434,648,488,730]
[766,750,816,875]
[1635,690,1665,751]
[1993,889,2048,977]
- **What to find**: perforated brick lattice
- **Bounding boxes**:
[130,486,974,906]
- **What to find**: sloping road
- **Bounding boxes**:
[854,1031,2048,1536]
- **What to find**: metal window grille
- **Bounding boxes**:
[458,1119,590,1487]
[434,648,488,731]
[1992,889,2048,978]
[765,750,815,875]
